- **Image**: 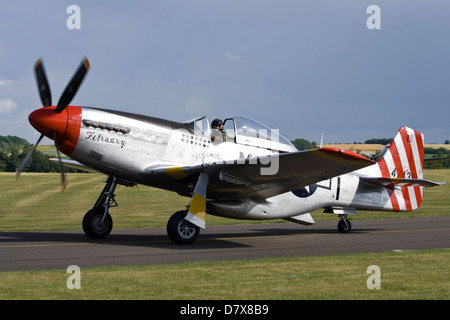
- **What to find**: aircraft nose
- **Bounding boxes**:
[28,105,81,156]
[28,107,68,141]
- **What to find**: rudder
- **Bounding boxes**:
[376,126,424,211]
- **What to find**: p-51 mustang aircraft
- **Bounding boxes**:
[18,58,445,244]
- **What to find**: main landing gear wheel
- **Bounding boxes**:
[338,218,352,233]
[82,208,113,239]
[167,211,200,245]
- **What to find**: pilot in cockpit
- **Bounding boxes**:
[211,119,225,144]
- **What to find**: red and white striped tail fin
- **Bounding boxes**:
[376,126,425,211]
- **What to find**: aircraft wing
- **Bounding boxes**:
[49,158,100,173]
[152,148,375,199]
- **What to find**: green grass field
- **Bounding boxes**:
[1,250,449,300]
[1,170,449,300]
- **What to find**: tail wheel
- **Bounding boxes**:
[167,211,200,244]
[82,208,113,239]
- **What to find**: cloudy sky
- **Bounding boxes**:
[1,1,449,145]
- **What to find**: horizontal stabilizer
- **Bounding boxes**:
[361,177,445,188]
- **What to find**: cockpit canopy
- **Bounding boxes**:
[223,116,296,152]
[185,116,296,152]
[186,116,210,137]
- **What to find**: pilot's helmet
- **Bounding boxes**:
[211,119,223,129]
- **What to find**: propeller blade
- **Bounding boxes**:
[33,59,52,107]
[16,134,44,179]
[55,57,90,113]
[53,131,68,190]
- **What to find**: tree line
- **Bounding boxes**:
[1,135,449,172]
[290,138,393,150]
[291,137,450,169]
[0,135,79,173]
[423,147,450,169]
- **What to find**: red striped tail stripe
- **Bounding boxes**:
[377,126,424,211]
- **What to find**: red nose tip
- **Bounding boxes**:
[28,106,82,155]
[28,106,68,140]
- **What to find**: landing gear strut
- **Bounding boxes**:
[166,172,208,245]
[337,214,352,233]
[82,176,117,239]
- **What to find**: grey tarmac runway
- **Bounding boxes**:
[1,216,450,272]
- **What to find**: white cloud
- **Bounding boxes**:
[226,53,240,60]
[184,97,211,115]
[0,98,18,114]
[0,79,12,86]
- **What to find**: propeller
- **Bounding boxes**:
[16,57,90,189]
[15,134,44,179]
[34,59,52,107]
[56,58,90,113]
[53,131,68,190]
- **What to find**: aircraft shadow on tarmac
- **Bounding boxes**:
[0,225,380,250]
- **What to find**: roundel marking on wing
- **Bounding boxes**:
[292,184,318,198]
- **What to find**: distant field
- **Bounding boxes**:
[425,144,450,150]
[1,169,449,232]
